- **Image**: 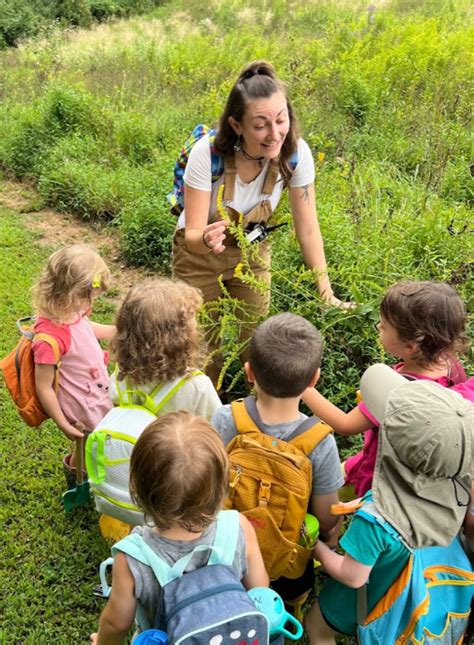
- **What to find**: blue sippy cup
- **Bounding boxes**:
[248,588,303,640]
[133,629,168,644]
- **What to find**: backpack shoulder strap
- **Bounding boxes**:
[289,149,299,171]
[150,370,203,414]
[288,419,333,456]
[32,332,61,365]
[208,130,225,181]
[230,396,261,435]
[208,510,240,566]
[112,534,174,586]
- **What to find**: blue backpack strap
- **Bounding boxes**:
[112,533,175,586]
[208,510,240,566]
[289,149,299,171]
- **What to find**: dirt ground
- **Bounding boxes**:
[0,179,149,299]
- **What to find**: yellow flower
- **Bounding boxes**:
[317,152,325,162]
[234,262,244,279]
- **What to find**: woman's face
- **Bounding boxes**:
[229,90,290,160]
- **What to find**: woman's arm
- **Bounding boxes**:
[35,364,84,439]
[289,183,352,308]
[313,539,372,588]
[302,387,373,436]
[91,552,137,645]
[240,514,270,589]
[183,184,228,254]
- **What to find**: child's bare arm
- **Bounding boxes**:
[92,552,137,645]
[310,491,342,547]
[313,540,372,588]
[35,364,84,439]
[89,320,116,341]
[240,515,270,589]
[302,387,373,436]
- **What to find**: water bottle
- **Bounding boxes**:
[133,629,168,644]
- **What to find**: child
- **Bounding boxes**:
[32,245,115,481]
[302,280,469,497]
[211,313,343,604]
[91,411,269,644]
[108,278,221,420]
[305,363,474,644]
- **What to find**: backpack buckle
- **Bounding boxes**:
[258,481,271,507]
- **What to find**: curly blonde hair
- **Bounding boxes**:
[32,244,111,322]
[110,278,204,385]
[130,411,229,531]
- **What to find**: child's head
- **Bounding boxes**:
[361,363,473,548]
[129,411,229,532]
[379,281,468,367]
[248,312,323,398]
[33,244,110,321]
[110,278,203,385]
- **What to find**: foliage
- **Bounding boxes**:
[0,0,164,48]
[0,0,471,400]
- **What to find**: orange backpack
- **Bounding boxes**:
[0,317,61,427]
[224,397,332,580]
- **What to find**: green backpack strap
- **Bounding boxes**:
[113,534,174,585]
[149,369,203,415]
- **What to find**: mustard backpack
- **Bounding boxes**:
[224,396,332,580]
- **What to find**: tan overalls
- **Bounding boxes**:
[172,155,281,386]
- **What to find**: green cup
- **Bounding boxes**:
[299,513,319,548]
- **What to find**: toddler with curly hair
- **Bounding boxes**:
[109,278,221,420]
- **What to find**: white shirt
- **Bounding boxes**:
[178,136,315,229]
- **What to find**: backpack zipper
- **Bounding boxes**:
[166,583,244,622]
[229,448,310,494]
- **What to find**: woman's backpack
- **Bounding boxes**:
[86,371,203,526]
[224,396,332,580]
[113,510,270,644]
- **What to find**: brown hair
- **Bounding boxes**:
[214,60,299,186]
[129,412,229,531]
[249,312,323,398]
[380,281,469,368]
[32,244,110,322]
[110,278,204,385]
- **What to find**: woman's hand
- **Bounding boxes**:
[323,291,357,310]
[202,220,229,254]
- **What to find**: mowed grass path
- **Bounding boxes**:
[0,207,113,644]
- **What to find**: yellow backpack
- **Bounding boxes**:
[224,396,332,580]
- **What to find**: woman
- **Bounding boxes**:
[172,60,348,385]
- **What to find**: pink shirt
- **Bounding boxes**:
[32,316,113,430]
[344,363,470,496]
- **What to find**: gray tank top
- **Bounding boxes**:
[126,518,247,625]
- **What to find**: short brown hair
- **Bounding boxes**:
[129,412,229,532]
[380,281,469,368]
[249,313,323,398]
[214,60,299,187]
[110,278,204,385]
[32,244,110,322]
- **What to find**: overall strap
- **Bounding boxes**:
[231,396,261,435]
[262,158,280,195]
[224,155,238,202]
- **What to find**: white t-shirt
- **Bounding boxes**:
[109,371,222,421]
[178,136,315,229]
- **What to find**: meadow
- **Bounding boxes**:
[0,0,472,641]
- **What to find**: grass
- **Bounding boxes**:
[0,206,113,643]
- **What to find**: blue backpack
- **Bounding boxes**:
[113,510,270,644]
[167,124,300,216]
[354,500,474,644]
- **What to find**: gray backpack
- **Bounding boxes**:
[113,510,270,644]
